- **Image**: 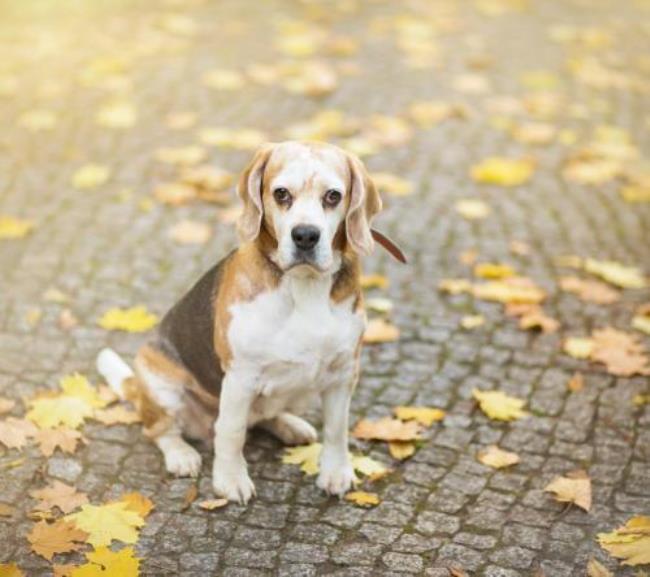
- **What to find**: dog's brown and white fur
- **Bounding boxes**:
[97,141,382,503]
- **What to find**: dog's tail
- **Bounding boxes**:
[97,348,134,398]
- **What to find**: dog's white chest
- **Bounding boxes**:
[227,274,363,417]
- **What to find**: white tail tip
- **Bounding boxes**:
[97,348,133,397]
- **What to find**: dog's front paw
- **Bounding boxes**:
[212,461,256,504]
[317,461,357,496]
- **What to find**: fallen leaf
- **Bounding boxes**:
[438,278,472,295]
[477,445,520,469]
[33,427,84,456]
[567,372,585,392]
[181,484,198,512]
[352,417,421,442]
[633,394,650,406]
[586,558,613,577]
[471,157,535,186]
[564,337,594,359]
[168,220,212,245]
[474,263,516,280]
[408,100,467,127]
[70,546,141,577]
[394,406,445,427]
[544,470,592,511]
[388,441,416,460]
[98,306,158,332]
[455,199,491,220]
[511,121,556,145]
[632,306,650,336]
[0,398,15,415]
[591,328,650,377]
[0,215,34,239]
[350,455,391,480]
[360,274,389,290]
[510,240,531,256]
[155,145,206,166]
[153,182,197,205]
[92,406,140,425]
[30,481,89,514]
[518,309,560,333]
[598,516,650,566]
[472,278,546,304]
[559,276,620,305]
[0,418,38,449]
[121,493,154,518]
[583,259,647,289]
[345,491,380,507]
[461,315,485,330]
[66,501,145,547]
[96,101,137,129]
[372,172,413,196]
[363,318,400,344]
[27,519,88,561]
[0,563,24,577]
[365,298,393,314]
[472,389,528,421]
[282,443,322,475]
[198,499,228,511]
[72,164,111,190]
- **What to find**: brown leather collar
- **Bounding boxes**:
[371,229,407,264]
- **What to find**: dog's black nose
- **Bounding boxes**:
[292,225,320,251]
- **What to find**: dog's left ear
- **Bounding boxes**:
[345,153,382,256]
[237,143,275,243]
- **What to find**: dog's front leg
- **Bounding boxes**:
[212,372,256,503]
[317,381,357,496]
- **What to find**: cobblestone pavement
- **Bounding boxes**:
[1,0,649,575]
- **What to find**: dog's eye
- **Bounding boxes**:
[273,187,291,205]
[323,189,342,208]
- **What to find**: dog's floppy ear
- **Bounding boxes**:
[237,143,275,242]
[345,152,382,256]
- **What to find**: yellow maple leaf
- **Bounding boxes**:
[66,502,145,547]
[470,157,535,186]
[70,546,140,577]
[72,164,111,190]
[394,406,445,427]
[544,470,592,512]
[282,443,389,479]
[472,389,528,421]
[598,516,650,566]
[27,374,106,429]
[0,215,34,240]
[583,259,647,289]
[345,491,380,507]
[477,445,520,469]
[120,493,154,518]
[98,306,158,332]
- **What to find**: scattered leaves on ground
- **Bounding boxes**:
[27,520,88,561]
[0,418,38,449]
[66,501,145,547]
[352,417,421,441]
[30,481,89,514]
[394,406,445,426]
[70,546,141,576]
[597,516,650,566]
[345,491,380,507]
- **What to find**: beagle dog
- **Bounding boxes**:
[97,141,404,503]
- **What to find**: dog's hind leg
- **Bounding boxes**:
[133,345,203,477]
[258,413,318,446]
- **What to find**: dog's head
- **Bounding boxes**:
[237,141,382,275]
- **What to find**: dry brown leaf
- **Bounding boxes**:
[33,427,84,457]
[93,405,140,425]
[27,519,88,561]
[30,481,89,514]
[121,493,154,518]
[182,484,198,512]
[0,417,37,449]
[477,445,520,469]
[388,441,416,461]
[352,417,421,442]
[544,470,592,511]
[567,372,585,393]
[153,182,197,205]
[591,328,650,377]
[198,499,228,511]
[0,398,15,415]
[559,276,620,305]
[363,318,400,344]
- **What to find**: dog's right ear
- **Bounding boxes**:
[237,143,275,243]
